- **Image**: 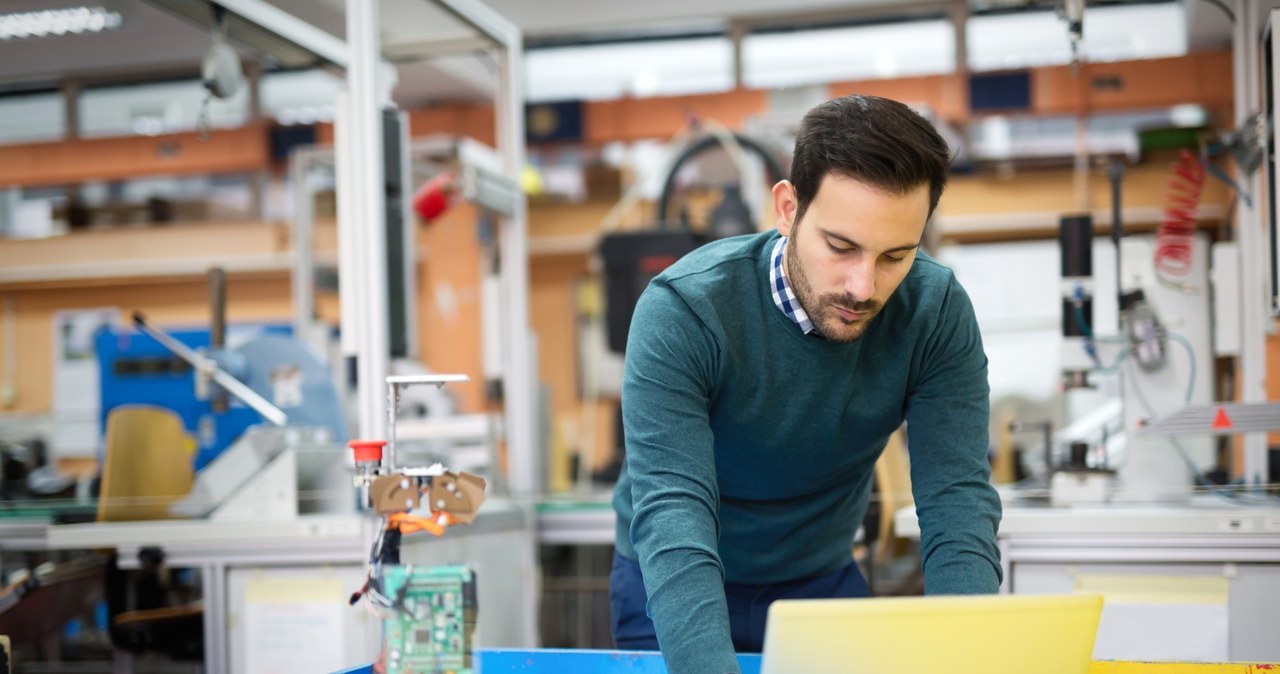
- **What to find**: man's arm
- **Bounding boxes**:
[623,282,739,674]
[903,276,1003,594]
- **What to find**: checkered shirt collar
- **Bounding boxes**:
[770,236,814,335]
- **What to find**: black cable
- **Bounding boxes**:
[1195,0,1235,23]
[655,133,789,229]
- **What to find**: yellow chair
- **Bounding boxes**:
[97,405,195,522]
[98,405,204,667]
[874,429,914,568]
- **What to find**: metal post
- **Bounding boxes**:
[950,2,968,82]
[1234,0,1269,487]
[203,562,227,674]
[949,1,971,192]
[432,0,539,496]
[62,77,83,207]
[246,59,269,221]
[496,37,540,495]
[729,22,746,90]
[397,110,419,359]
[343,1,389,664]
[290,151,316,345]
[209,267,228,413]
[347,0,390,442]
[246,59,263,122]
[334,92,361,378]
[61,77,81,139]
[387,380,399,470]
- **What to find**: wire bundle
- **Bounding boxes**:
[1155,149,1205,281]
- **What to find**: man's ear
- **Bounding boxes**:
[773,180,798,238]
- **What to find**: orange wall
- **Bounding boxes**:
[585,89,769,144]
[0,277,294,414]
[416,203,486,413]
[313,103,497,147]
[0,205,487,416]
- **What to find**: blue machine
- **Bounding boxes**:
[96,323,348,470]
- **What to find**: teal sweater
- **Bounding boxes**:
[612,231,1002,674]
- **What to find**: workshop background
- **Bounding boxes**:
[0,0,1278,673]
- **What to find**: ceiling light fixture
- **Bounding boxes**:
[0,6,123,41]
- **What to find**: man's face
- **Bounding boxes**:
[773,173,930,343]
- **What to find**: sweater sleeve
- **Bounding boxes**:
[903,275,1003,594]
[622,282,740,674]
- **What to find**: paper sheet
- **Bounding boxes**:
[1079,574,1230,662]
[242,575,346,674]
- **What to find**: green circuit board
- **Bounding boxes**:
[380,565,477,674]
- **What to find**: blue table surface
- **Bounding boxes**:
[334,649,762,673]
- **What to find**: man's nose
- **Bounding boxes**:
[843,258,876,304]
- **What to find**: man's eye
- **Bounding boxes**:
[827,241,854,253]
[883,255,905,264]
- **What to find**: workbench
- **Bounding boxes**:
[895,499,1280,662]
[46,499,537,674]
[535,497,615,545]
[332,650,1277,673]
[0,500,96,551]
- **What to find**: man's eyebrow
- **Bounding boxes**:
[819,228,920,254]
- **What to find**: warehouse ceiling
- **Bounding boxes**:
[0,0,1244,105]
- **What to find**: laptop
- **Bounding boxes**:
[760,593,1103,674]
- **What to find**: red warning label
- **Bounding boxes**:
[1212,407,1233,430]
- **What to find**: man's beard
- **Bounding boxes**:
[785,237,882,343]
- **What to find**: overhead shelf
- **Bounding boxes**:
[936,205,1227,244]
[0,219,336,288]
[0,124,270,189]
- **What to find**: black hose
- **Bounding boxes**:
[655,133,789,229]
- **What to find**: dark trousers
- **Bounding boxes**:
[609,551,870,653]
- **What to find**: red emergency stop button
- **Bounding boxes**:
[349,439,387,463]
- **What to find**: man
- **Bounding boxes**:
[609,94,1003,674]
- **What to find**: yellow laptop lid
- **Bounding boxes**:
[760,593,1103,674]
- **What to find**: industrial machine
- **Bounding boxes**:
[347,375,488,674]
[1037,1,1280,507]
[112,309,354,520]
[96,263,348,473]
[96,322,304,470]
[1045,147,1228,506]
[598,127,788,354]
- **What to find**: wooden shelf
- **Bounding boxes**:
[937,205,1227,244]
[0,124,270,189]
[0,220,336,289]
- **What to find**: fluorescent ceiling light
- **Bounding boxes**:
[526,37,733,102]
[0,6,123,40]
[967,3,1186,71]
[743,20,954,89]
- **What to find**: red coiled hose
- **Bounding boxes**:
[1155,149,1204,278]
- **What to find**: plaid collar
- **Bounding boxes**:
[770,236,814,335]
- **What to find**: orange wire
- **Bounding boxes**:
[386,512,450,536]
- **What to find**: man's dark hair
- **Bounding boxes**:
[791,94,950,223]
